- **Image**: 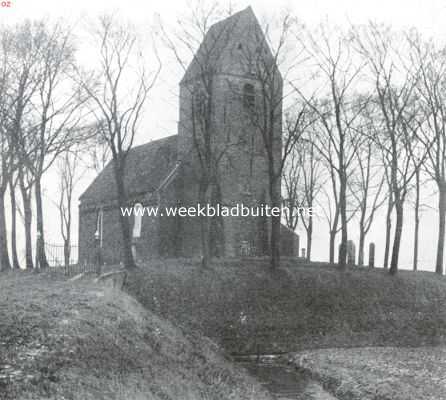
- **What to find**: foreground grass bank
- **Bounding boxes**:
[292,346,446,400]
[0,271,271,400]
[126,258,446,354]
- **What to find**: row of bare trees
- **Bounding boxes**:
[0,15,159,272]
[282,22,446,275]
[0,21,88,271]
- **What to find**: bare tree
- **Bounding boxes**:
[298,95,365,266]
[241,13,304,269]
[87,123,111,173]
[57,147,83,267]
[412,154,422,271]
[283,109,323,261]
[318,172,358,265]
[0,148,11,272]
[18,161,35,270]
[8,175,21,269]
[282,103,317,232]
[5,21,41,271]
[353,23,421,274]
[382,161,393,269]
[313,104,341,264]
[5,21,44,270]
[295,24,367,269]
[6,21,88,270]
[409,34,446,275]
[0,26,12,271]
[283,145,302,232]
[80,15,160,269]
[298,134,323,261]
[350,122,386,266]
[30,22,88,269]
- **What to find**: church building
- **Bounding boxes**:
[78,7,299,265]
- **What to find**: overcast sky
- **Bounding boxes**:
[4,0,446,32]
[3,0,446,270]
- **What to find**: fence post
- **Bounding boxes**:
[368,243,375,268]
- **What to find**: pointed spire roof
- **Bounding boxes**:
[180,6,269,84]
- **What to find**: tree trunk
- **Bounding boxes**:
[63,203,71,269]
[198,181,211,269]
[0,189,11,271]
[63,238,70,268]
[328,202,340,264]
[338,173,348,269]
[9,179,20,269]
[270,214,281,269]
[358,228,365,267]
[306,214,313,261]
[113,163,136,269]
[270,179,281,269]
[413,171,420,272]
[20,181,33,270]
[35,177,49,269]
[383,194,393,269]
[435,183,446,275]
[389,200,403,275]
[329,228,336,263]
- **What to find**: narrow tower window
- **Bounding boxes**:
[132,203,143,239]
[194,89,207,118]
[95,208,104,248]
[243,83,255,109]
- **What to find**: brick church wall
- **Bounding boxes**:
[78,205,123,265]
[78,180,182,265]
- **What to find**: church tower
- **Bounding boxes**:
[177,7,283,257]
[77,7,296,266]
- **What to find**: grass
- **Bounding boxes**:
[4,258,446,399]
[125,258,446,354]
[291,346,446,400]
[0,270,272,400]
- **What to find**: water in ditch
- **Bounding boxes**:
[235,355,337,400]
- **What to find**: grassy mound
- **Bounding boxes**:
[0,271,271,400]
[292,346,446,400]
[126,258,446,354]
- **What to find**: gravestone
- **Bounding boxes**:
[347,240,356,265]
[338,241,356,265]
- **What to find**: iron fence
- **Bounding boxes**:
[45,242,78,268]
[63,261,101,277]
[44,242,104,277]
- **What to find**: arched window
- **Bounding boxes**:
[132,203,143,239]
[243,83,255,109]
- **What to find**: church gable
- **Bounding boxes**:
[80,135,179,206]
